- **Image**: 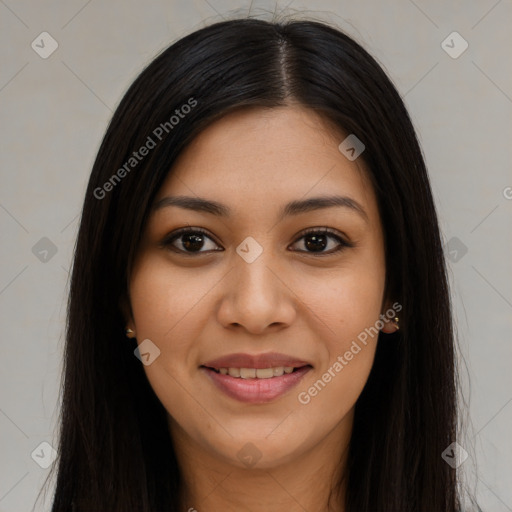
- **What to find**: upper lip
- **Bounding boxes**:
[202,352,312,369]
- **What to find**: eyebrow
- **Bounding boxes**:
[152,194,369,223]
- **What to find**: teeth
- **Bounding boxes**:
[240,368,256,379]
[216,366,299,379]
[228,367,240,377]
[256,368,274,379]
[273,367,284,377]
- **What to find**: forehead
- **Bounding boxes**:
[154,106,379,226]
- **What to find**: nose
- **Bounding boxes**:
[216,246,297,335]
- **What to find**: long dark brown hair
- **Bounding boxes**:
[38,17,464,511]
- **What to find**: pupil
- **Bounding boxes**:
[183,233,204,251]
[305,234,327,252]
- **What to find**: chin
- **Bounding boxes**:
[203,429,312,470]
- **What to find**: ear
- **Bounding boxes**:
[380,297,400,334]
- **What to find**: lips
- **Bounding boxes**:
[202,352,311,370]
[200,352,313,404]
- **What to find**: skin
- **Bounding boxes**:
[124,105,398,512]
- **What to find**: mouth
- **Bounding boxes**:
[200,361,313,404]
[203,365,310,379]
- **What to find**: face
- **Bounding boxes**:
[126,105,395,470]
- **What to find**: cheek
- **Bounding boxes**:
[293,273,383,420]
[296,346,377,430]
[296,252,386,346]
[291,253,385,413]
[302,274,381,383]
[128,256,209,427]
[129,254,215,344]
[127,255,204,404]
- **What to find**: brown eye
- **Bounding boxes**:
[161,228,222,254]
[160,227,354,257]
[289,228,354,255]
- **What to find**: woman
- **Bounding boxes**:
[39,16,474,511]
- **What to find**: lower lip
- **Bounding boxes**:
[201,366,312,404]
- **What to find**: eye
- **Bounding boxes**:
[160,227,354,256]
[160,227,222,254]
[289,227,354,256]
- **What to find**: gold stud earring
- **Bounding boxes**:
[393,317,400,331]
[125,328,135,338]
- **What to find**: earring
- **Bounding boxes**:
[125,328,135,338]
[381,315,400,333]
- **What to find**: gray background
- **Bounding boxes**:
[1,0,511,510]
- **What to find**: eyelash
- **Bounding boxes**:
[160,226,355,257]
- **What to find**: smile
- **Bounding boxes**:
[210,366,297,378]
[200,364,312,404]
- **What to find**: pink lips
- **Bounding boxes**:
[200,352,312,404]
